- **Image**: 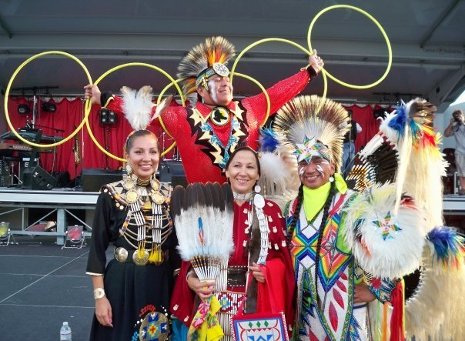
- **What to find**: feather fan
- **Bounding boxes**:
[346,140,399,191]
[172,182,234,281]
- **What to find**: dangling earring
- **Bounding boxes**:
[329,175,334,182]
[253,183,265,209]
[125,163,133,176]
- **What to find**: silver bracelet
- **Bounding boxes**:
[94,287,106,300]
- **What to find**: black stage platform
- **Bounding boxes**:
[0,238,94,341]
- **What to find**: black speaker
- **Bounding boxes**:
[51,171,71,188]
[158,160,187,187]
[22,166,57,190]
[81,168,124,192]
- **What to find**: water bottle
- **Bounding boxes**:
[60,321,72,341]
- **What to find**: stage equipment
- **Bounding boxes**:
[0,160,12,187]
[4,50,92,149]
[99,108,117,126]
[41,101,57,113]
[81,168,124,192]
[0,129,62,144]
[62,225,85,249]
[158,160,187,187]
[22,165,57,190]
[0,221,15,246]
[17,103,30,115]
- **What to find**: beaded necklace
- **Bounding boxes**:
[104,175,171,265]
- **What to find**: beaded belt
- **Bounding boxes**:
[114,247,169,266]
[216,290,246,315]
[227,266,248,288]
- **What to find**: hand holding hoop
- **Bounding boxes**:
[307,50,324,75]
[83,84,102,106]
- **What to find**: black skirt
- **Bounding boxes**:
[89,259,175,341]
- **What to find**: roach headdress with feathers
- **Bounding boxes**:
[273,95,350,172]
[177,36,235,99]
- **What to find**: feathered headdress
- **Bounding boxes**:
[177,36,235,99]
[273,95,350,172]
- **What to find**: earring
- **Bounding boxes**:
[254,184,261,193]
[329,175,334,182]
[125,163,133,176]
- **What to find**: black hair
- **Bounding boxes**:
[313,180,337,297]
[125,129,158,153]
[287,184,304,244]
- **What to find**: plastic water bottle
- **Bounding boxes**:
[60,321,72,341]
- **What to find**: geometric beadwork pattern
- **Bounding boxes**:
[139,311,169,340]
[232,312,289,341]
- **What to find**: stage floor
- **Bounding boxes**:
[0,238,94,341]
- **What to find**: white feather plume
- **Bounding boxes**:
[121,85,155,131]
[377,99,446,233]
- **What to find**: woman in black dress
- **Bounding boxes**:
[86,128,179,341]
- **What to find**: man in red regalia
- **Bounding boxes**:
[85,36,324,183]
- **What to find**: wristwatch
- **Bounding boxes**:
[94,288,106,299]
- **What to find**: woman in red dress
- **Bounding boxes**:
[170,146,295,340]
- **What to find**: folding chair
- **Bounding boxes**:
[62,225,85,249]
[0,222,15,246]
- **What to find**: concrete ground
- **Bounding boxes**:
[0,236,94,341]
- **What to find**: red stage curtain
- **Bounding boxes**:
[5,97,172,180]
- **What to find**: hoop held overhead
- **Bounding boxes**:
[85,62,184,162]
[307,4,392,89]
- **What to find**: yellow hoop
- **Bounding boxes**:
[85,62,185,162]
[161,141,177,158]
[229,37,328,114]
[3,51,93,148]
[308,4,392,89]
